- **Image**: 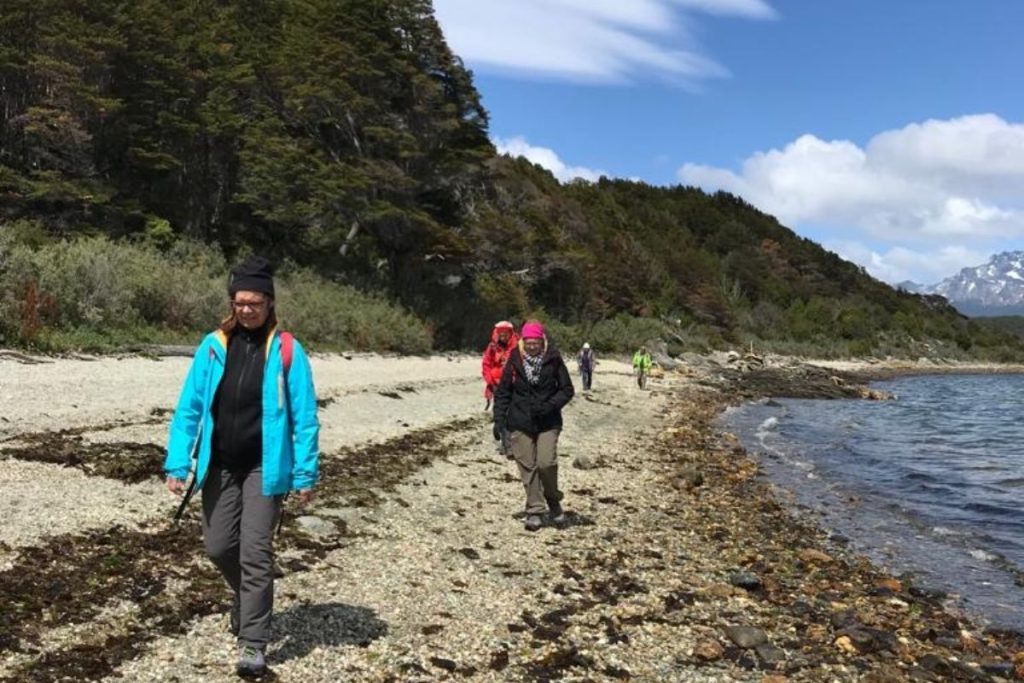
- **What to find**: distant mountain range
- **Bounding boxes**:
[898,252,1024,317]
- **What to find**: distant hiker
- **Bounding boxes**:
[632,346,653,389]
[482,320,518,454]
[164,256,319,679]
[576,342,595,391]
[493,320,575,531]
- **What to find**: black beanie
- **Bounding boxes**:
[228,255,275,299]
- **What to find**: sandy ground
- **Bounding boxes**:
[0,352,478,438]
[1,351,704,682]
[0,353,482,551]
[3,351,1022,682]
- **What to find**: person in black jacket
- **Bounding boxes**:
[493,320,575,531]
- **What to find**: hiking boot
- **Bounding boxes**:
[236,645,266,678]
[524,514,542,531]
[547,500,566,524]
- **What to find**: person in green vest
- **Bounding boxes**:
[632,346,652,389]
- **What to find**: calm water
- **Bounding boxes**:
[721,374,1024,631]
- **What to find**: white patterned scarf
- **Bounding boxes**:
[523,352,544,385]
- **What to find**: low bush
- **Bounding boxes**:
[0,231,432,353]
[277,270,432,354]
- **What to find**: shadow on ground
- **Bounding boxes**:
[509,511,597,529]
[271,602,388,664]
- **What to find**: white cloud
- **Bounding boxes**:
[495,136,605,182]
[825,241,991,285]
[672,0,777,19]
[679,114,1024,245]
[868,114,1024,182]
[433,0,774,84]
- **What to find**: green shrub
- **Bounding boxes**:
[542,314,674,353]
[277,269,432,354]
[0,235,225,346]
[0,231,432,353]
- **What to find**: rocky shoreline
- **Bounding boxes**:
[0,352,1022,681]
[671,358,1024,681]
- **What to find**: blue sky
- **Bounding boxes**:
[433,0,1024,285]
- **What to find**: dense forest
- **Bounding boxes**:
[1,0,1020,358]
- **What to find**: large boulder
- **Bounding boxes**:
[644,339,681,370]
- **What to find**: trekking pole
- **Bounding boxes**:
[173,477,197,523]
[172,425,202,523]
[276,492,289,537]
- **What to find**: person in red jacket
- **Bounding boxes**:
[482,321,518,453]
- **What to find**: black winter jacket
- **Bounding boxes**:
[210,324,268,471]
[493,344,575,435]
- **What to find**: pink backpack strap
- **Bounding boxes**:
[280,331,294,373]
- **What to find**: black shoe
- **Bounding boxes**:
[547,500,566,524]
[236,646,266,678]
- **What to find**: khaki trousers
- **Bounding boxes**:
[510,429,562,514]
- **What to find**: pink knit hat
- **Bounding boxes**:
[521,320,545,339]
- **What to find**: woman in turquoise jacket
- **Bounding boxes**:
[164,256,319,678]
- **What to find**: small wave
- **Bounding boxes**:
[970,549,1000,562]
[755,417,782,453]
[964,501,1018,517]
[908,482,959,497]
[723,373,1024,632]
[794,460,815,472]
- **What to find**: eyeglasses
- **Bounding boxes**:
[231,299,268,312]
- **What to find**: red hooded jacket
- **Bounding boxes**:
[482,324,518,399]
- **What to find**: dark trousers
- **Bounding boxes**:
[580,370,592,390]
[202,467,283,649]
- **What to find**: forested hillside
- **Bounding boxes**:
[1,0,1020,358]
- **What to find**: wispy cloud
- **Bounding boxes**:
[433,0,775,84]
[495,136,605,182]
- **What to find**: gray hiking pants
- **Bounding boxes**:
[510,429,562,515]
[202,467,283,649]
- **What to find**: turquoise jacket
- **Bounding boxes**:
[164,328,320,496]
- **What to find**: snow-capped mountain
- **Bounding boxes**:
[895,280,926,294]
[906,252,1024,316]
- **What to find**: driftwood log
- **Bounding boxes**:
[125,345,198,358]
[0,349,49,364]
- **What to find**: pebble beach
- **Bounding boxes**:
[1,351,1022,682]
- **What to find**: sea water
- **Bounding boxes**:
[721,373,1024,631]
